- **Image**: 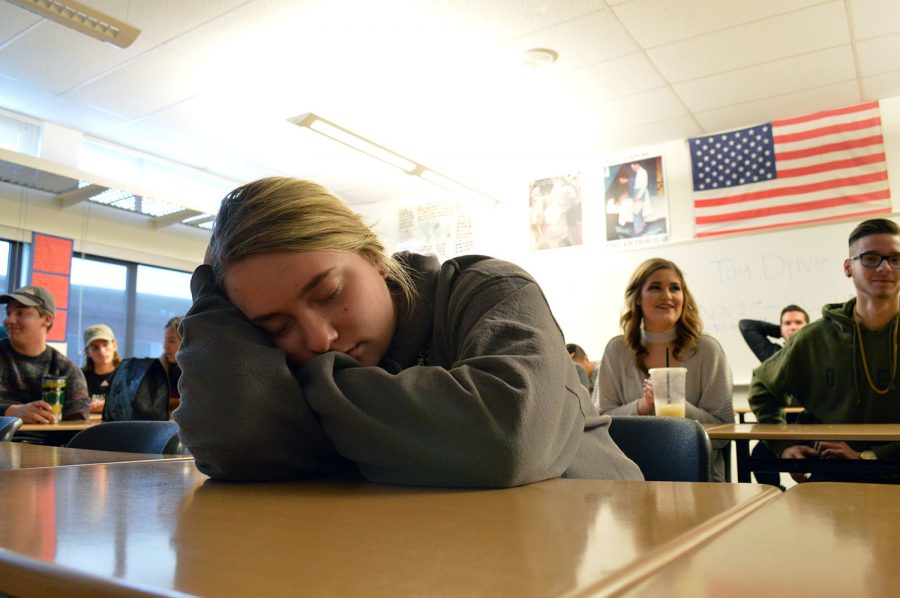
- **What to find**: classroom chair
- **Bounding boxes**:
[0,416,23,442]
[66,421,181,454]
[607,416,713,482]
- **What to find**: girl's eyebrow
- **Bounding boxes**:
[247,267,336,325]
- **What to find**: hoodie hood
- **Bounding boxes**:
[821,298,857,341]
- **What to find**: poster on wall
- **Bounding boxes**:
[603,150,669,248]
[528,173,582,250]
[397,201,474,261]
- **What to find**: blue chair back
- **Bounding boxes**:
[0,416,23,441]
[608,416,713,482]
[66,421,181,454]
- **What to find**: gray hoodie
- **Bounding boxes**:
[174,253,641,487]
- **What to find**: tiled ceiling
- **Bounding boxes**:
[0,0,898,209]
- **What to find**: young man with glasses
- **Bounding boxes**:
[749,218,900,482]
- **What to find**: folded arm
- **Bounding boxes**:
[174,265,354,481]
[300,270,586,488]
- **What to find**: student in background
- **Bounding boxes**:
[739,305,810,362]
[82,323,121,414]
[103,316,183,421]
[596,258,733,481]
[750,218,900,482]
[175,176,642,486]
[0,285,89,423]
[739,305,810,487]
[566,343,598,398]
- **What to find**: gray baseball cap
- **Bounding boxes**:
[0,285,56,315]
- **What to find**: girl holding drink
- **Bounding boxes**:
[594,258,733,481]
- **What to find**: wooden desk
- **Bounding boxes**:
[18,419,101,433]
[0,443,193,471]
[619,483,900,596]
[707,423,900,483]
[732,404,803,423]
[0,461,780,597]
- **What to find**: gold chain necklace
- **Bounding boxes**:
[854,310,899,395]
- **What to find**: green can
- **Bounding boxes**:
[41,375,66,422]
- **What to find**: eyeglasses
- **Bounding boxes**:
[851,253,900,269]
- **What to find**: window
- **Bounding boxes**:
[134,265,192,358]
[0,240,9,293]
[67,257,129,365]
[3,243,192,360]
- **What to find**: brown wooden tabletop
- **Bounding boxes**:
[0,461,780,597]
[619,482,900,596]
[707,423,900,441]
[0,442,193,471]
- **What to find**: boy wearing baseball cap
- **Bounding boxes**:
[0,285,89,423]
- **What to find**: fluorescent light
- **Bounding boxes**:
[288,112,498,206]
[308,119,417,173]
[7,0,140,48]
[419,170,478,196]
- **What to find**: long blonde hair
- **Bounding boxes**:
[620,258,702,370]
[209,177,416,312]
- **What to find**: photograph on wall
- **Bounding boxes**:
[528,173,582,250]
[397,201,474,262]
[603,152,669,247]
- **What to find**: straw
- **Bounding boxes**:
[665,348,670,404]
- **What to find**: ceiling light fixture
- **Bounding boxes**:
[288,112,498,206]
[6,0,141,48]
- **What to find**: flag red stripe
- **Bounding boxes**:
[696,189,891,225]
[696,206,891,237]
[694,171,888,208]
[771,101,879,127]
[773,117,882,144]
[775,152,886,178]
[775,134,884,161]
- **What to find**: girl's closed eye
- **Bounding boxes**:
[320,283,343,305]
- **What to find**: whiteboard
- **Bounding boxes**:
[525,218,879,385]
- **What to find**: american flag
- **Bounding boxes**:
[690,101,891,238]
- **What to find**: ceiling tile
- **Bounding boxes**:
[674,45,855,113]
[65,46,208,119]
[571,52,665,104]
[0,74,54,111]
[861,70,900,101]
[694,80,861,133]
[648,1,849,82]
[25,96,131,135]
[856,32,900,77]
[613,0,829,48]
[88,0,252,45]
[848,0,900,40]
[599,86,688,133]
[513,8,637,70]
[0,4,40,45]
[0,21,157,94]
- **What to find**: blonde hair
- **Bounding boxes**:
[209,177,416,312]
[620,258,702,370]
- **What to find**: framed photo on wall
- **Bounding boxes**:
[603,151,669,248]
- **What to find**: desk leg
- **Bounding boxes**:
[736,439,751,483]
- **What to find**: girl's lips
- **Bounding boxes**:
[346,344,363,360]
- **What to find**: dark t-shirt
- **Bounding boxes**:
[0,339,90,420]
[83,369,116,398]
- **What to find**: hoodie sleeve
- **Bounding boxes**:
[299,262,589,488]
[738,319,782,362]
[174,265,354,481]
[748,342,802,457]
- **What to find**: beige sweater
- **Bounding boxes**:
[593,334,734,481]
